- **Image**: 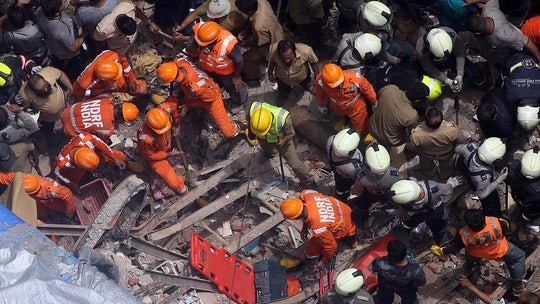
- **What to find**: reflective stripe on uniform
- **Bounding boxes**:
[509,61,540,74]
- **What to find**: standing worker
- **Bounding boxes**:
[192,21,248,114]
[156,60,248,139]
[61,93,139,142]
[455,137,507,217]
[137,108,188,196]
[371,240,426,304]
[248,101,311,184]
[72,50,147,98]
[280,190,357,271]
[506,148,540,222]
[315,63,378,136]
[405,107,466,179]
[327,128,363,201]
[321,268,375,304]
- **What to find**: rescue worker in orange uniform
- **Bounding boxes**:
[156,60,248,138]
[0,172,75,220]
[61,93,139,142]
[137,108,188,195]
[53,133,127,189]
[431,209,534,295]
[280,190,357,271]
[315,63,378,136]
[72,50,147,98]
[192,21,248,113]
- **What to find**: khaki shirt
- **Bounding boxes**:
[369,85,418,147]
[94,1,137,55]
[10,142,34,173]
[250,0,283,47]
[288,0,324,25]
[270,42,318,87]
[194,0,249,35]
[406,120,466,159]
[20,67,66,122]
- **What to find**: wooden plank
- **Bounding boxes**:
[147,179,256,241]
[226,212,284,253]
[418,266,464,304]
[132,152,263,238]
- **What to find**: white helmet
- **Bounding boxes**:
[335,268,364,297]
[332,128,361,158]
[517,105,540,131]
[361,1,392,27]
[365,142,390,175]
[478,137,506,165]
[354,33,382,60]
[521,147,540,180]
[426,28,453,60]
[207,0,231,19]
[389,180,422,204]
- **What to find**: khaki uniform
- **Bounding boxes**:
[269,42,318,87]
[94,2,137,55]
[369,85,418,148]
[194,0,248,35]
[20,67,66,122]
[243,0,283,80]
[10,142,34,173]
[406,120,466,179]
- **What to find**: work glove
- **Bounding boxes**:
[447,176,463,189]
[496,167,509,184]
[451,75,463,93]
[431,245,445,257]
[31,65,43,74]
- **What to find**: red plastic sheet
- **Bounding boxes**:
[190,233,256,304]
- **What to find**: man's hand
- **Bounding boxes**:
[232,75,245,92]
[444,78,454,87]
[452,76,463,93]
[128,82,138,93]
[431,245,445,256]
[315,260,325,271]
[148,21,161,33]
[497,167,508,184]
[172,125,181,137]
[114,158,126,169]
[168,148,182,157]
[178,105,189,118]
[268,74,276,83]
[104,83,118,92]
[6,102,22,114]
[447,176,463,189]
[459,275,474,288]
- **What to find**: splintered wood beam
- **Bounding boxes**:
[147,180,257,241]
[132,151,264,238]
[225,212,284,253]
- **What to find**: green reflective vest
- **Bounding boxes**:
[249,102,290,144]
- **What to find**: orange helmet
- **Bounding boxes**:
[280,198,304,219]
[194,21,220,46]
[73,147,100,171]
[157,62,180,83]
[122,102,139,122]
[22,175,40,195]
[145,108,171,134]
[322,63,345,88]
[95,60,122,81]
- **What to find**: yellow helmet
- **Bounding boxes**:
[250,107,273,136]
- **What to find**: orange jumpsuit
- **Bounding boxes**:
[173,58,239,138]
[137,124,185,193]
[315,71,377,136]
[300,189,356,262]
[72,50,146,98]
[61,93,116,141]
[53,133,126,188]
[0,172,75,219]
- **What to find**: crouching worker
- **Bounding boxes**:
[280,190,357,271]
[431,209,539,296]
